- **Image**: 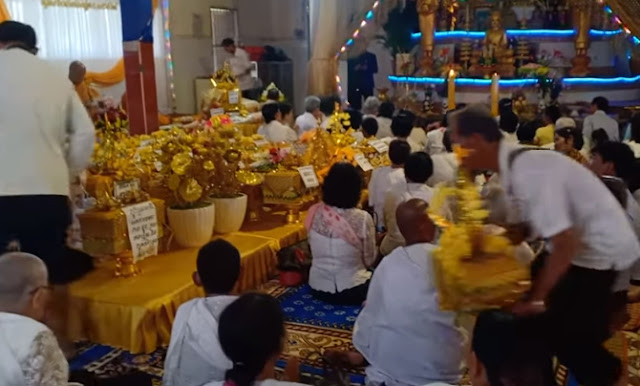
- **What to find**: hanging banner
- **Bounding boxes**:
[120,0,153,42]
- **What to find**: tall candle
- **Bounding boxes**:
[491,73,500,117]
[448,69,456,111]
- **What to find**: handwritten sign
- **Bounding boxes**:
[354,153,373,172]
[297,165,320,189]
[121,201,159,262]
[114,179,140,200]
[368,139,389,153]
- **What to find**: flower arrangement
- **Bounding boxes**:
[260,82,286,102]
[518,62,562,103]
[428,146,530,312]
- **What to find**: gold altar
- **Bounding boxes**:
[66,212,306,353]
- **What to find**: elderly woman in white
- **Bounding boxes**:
[304,163,376,306]
[0,252,69,386]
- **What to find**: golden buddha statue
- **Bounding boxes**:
[479,11,515,77]
[569,0,592,76]
[417,0,439,75]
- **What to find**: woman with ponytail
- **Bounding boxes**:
[205,293,306,386]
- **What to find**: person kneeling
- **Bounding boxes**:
[164,240,241,386]
[352,199,466,386]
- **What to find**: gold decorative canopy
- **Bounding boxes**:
[41,0,118,10]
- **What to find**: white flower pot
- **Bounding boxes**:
[167,203,215,248]
[210,194,248,234]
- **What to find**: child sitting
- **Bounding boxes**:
[163,239,241,386]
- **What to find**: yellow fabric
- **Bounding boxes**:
[67,223,305,353]
[534,124,554,146]
[0,0,10,23]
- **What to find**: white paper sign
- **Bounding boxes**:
[228,90,240,105]
[253,139,269,147]
[354,153,374,172]
[114,179,141,200]
[368,139,389,153]
[121,201,159,262]
[210,107,225,117]
[297,165,320,188]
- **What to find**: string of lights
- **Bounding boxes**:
[161,0,176,113]
[598,0,640,45]
[334,0,382,96]
[411,29,622,40]
[388,75,640,87]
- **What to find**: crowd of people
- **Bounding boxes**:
[2,18,640,386]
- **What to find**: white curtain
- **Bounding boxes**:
[5,0,170,113]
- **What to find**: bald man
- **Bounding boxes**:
[0,253,69,385]
[352,199,466,386]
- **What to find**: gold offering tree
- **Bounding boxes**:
[428,146,530,312]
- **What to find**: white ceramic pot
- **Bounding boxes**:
[210,193,248,234]
[167,203,215,248]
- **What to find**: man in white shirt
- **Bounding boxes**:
[258,103,297,143]
[222,38,254,96]
[352,199,465,386]
[368,140,411,229]
[294,96,322,135]
[376,101,395,139]
[164,240,240,386]
[582,96,620,151]
[451,105,640,386]
[0,21,95,284]
[380,152,434,256]
[387,111,422,152]
[0,252,69,385]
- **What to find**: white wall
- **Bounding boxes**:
[170,0,238,114]
[237,0,309,113]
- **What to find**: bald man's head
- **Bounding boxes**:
[0,253,48,317]
[69,60,86,85]
[396,199,436,245]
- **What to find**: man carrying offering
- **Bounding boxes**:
[450,105,640,386]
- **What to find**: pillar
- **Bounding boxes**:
[120,0,159,135]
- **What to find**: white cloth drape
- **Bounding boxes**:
[5,0,170,113]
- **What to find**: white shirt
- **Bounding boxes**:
[205,380,308,386]
[499,142,640,270]
[353,243,465,386]
[425,128,447,155]
[376,117,393,139]
[0,312,69,386]
[228,47,253,91]
[294,112,320,135]
[368,167,405,228]
[0,49,94,197]
[409,127,428,148]
[308,207,376,293]
[625,140,640,158]
[427,153,458,187]
[501,130,519,144]
[258,120,297,143]
[380,182,434,255]
[164,296,237,386]
[582,110,620,150]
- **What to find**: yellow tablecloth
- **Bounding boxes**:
[67,220,305,353]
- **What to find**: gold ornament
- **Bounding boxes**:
[179,178,203,203]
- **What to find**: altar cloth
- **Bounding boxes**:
[66,218,306,353]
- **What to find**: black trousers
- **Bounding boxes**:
[0,195,91,284]
[348,86,374,111]
[311,280,370,306]
[532,255,621,386]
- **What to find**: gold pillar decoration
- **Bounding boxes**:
[569,0,593,77]
[443,0,460,31]
[417,0,439,76]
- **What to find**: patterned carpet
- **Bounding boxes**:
[68,281,636,386]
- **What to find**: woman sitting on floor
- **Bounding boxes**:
[305,163,376,306]
[205,293,304,386]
